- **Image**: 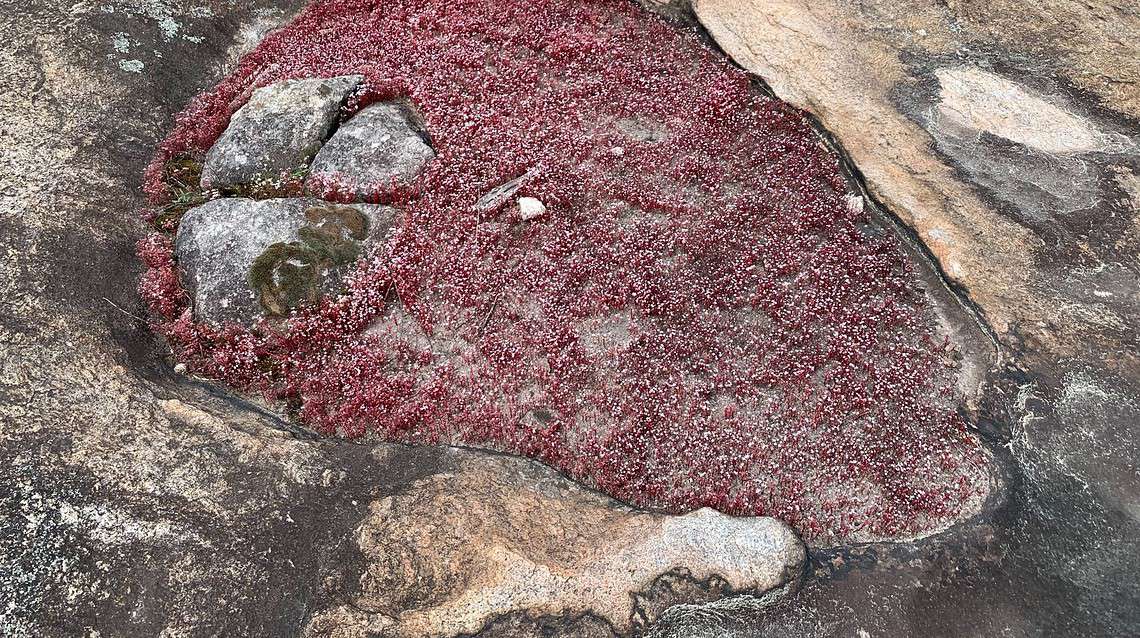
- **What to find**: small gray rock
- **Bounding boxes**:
[306,99,435,200]
[175,197,396,325]
[201,75,363,190]
[473,167,539,212]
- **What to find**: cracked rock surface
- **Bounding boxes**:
[306,99,436,200]
[201,75,363,190]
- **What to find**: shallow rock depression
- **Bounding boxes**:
[138,0,991,544]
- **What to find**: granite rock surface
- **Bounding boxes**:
[201,75,362,190]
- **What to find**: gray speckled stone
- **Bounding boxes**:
[305,99,435,200]
[474,167,540,211]
[200,75,363,190]
[174,197,395,325]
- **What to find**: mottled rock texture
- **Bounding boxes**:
[302,451,802,638]
[306,99,435,201]
[201,75,362,190]
[2,1,1139,637]
[175,197,395,324]
[684,0,1140,635]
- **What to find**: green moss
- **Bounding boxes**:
[247,208,372,316]
[153,155,209,231]
[299,227,362,263]
[153,189,209,230]
[249,242,319,316]
[164,155,203,192]
[304,204,369,240]
[226,165,312,200]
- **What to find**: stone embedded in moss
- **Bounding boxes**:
[175,197,394,325]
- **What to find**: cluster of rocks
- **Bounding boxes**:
[178,75,552,325]
[200,75,434,197]
[179,75,436,324]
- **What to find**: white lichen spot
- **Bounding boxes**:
[101,1,207,49]
[157,16,179,41]
[111,32,130,53]
[118,59,144,73]
[925,227,950,244]
[58,502,80,525]
[933,67,1130,155]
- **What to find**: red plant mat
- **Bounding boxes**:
[139,0,986,543]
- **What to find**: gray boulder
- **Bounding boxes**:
[306,99,435,200]
[200,75,363,190]
[174,197,396,325]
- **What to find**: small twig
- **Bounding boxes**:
[103,297,148,323]
[478,291,504,336]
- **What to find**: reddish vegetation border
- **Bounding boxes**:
[138,0,987,543]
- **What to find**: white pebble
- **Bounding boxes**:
[611,146,625,157]
[518,196,546,220]
[173,363,188,375]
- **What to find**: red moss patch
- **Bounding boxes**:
[139,0,987,543]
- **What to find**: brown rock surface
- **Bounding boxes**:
[672,2,1140,636]
[303,451,802,638]
[694,0,1139,365]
